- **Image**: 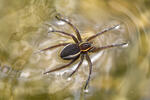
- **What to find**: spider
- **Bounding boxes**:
[41,15,127,90]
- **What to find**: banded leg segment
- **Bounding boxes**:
[89,43,127,52]
[43,56,79,74]
[68,54,84,77]
[55,15,82,42]
[84,53,92,90]
[50,30,78,43]
[87,25,120,41]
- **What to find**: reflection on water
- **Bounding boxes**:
[0,0,150,100]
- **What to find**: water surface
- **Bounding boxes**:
[0,0,150,100]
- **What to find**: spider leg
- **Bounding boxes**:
[89,43,127,52]
[68,54,84,77]
[40,43,69,52]
[84,53,92,90]
[44,56,80,74]
[49,30,78,43]
[55,15,82,42]
[86,25,120,41]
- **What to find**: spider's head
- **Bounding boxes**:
[79,42,93,52]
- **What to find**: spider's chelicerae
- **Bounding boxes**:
[41,15,127,90]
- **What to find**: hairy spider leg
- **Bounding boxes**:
[87,25,120,41]
[40,43,69,52]
[84,53,92,90]
[43,55,80,74]
[89,43,127,52]
[49,30,78,43]
[68,54,84,77]
[55,15,82,42]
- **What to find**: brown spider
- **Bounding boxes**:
[41,15,127,90]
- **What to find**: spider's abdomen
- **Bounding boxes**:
[60,44,80,60]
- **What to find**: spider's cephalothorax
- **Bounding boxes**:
[41,15,127,90]
[79,42,92,52]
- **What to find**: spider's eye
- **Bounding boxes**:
[80,43,92,51]
[84,44,88,46]
[82,43,91,48]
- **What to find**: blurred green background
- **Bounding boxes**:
[0,0,150,100]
